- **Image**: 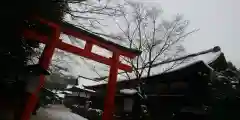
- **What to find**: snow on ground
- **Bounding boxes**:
[31,105,88,120]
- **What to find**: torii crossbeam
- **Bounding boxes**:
[21,17,141,120]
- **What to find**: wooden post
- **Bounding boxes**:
[20,26,60,120]
[102,53,119,120]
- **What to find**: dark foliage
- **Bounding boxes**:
[0,0,72,119]
[207,61,240,120]
[0,0,70,79]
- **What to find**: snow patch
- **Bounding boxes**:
[120,89,137,95]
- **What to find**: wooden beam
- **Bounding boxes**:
[35,17,141,58]
[23,30,132,72]
[62,27,139,59]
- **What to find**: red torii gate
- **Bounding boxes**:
[21,17,141,120]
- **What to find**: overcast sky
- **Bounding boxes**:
[64,0,240,85]
[138,0,240,67]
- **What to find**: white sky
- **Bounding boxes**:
[139,0,240,67]
[59,0,240,86]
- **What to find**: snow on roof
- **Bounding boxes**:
[86,51,222,88]
[61,90,72,94]
[165,52,221,73]
[85,77,133,87]
[72,86,96,93]
[56,93,65,98]
[83,88,96,93]
[199,51,222,64]
[167,60,213,73]
[120,89,137,95]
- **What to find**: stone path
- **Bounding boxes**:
[31,105,88,120]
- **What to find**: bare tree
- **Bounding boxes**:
[64,0,123,31]
[101,1,198,80]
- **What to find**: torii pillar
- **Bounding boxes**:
[21,17,141,120]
